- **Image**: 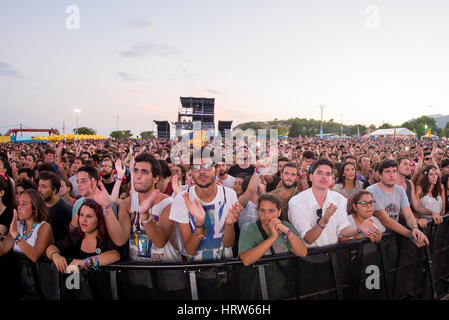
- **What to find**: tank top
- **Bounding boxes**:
[129,193,181,262]
[405,179,412,205]
[420,195,442,215]
[13,221,47,254]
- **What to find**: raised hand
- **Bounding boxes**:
[182,193,206,226]
[321,203,337,225]
[91,181,110,208]
[172,175,182,195]
[115,159,126,179]
[225,202,243,225]
[9,209,18,239]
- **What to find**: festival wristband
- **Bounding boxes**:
[283,229,291,242]
[317,222,325,229]
[409,232,414,240]
[14,234,23,243]
[102,204,111,215]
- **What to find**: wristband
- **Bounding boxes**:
[102,204,111,215]
[409,232,414,240]
[356,226,361,234]
[317,222,325,229]
[14,234,23,244]
[360,232,366,239]
[115,176,123,182]
[283,229,291,242]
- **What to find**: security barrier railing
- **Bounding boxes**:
[1,215,449,300]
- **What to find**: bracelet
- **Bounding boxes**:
[409,232,414,240]
[194,226,207,240]
[356,226,361,234]
[50,251,59,260]
[195,223,204,229]
[14,235,23,244]
[102,204,111,216]
[360,232,366,239]
[283,229,291,242]
[317,221,325,229]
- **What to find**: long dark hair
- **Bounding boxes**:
[77,199,107,243]
[337,162,357,188]
[0,173,16,208]
[0,157,13,179]
[417,165,442,199]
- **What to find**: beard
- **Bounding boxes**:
[101,171,112,179]
[194,175,215,188]
[282,180,296,189]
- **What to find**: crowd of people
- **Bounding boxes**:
[0,135,448,279]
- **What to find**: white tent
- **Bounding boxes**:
[369,128,416,138]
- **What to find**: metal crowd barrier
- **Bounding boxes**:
[1,215,449,300]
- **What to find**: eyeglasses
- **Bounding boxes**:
[191,163,214,172]
[316,208,322,222]
[101,164,113,168]
[356,200,376,207]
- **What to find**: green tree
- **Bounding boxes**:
[402,116,438,138]
[379,123,394,129]
[73,127,96,135]
[288,119,302,137]
[140,131,154,139]
[110,130,133,139]
[443,121,449,137]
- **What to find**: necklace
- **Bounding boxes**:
[23,222,38,240]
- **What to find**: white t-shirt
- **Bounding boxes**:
[169,185,238,261]
[288,188,352,248]
[216,175,236,189]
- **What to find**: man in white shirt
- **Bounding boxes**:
[288,159,379,248]
[215,162,235,189]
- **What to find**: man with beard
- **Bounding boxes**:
[38,171,72,242]
[216,161,235,188]
[170,150,243,261]
[100,157,125,197]
[89,152,182,264]
[367,159,429,247]
[269,162,300,222]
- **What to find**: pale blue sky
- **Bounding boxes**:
[1,1,448,136]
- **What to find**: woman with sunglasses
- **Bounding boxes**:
[45,199,121,274]
[0,189,52,262]
[339,190,384,243]
[0,173,16,235]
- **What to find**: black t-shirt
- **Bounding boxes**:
[228,164,255,178]
[103,181,125,197]
[0,207,13,230]
[47,198,73,242]
[55,231,121,260]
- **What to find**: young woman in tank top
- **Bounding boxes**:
[415,165,446,217]
[0,189,52,262]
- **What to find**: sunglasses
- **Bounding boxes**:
[424,158,431,161]
[356,200,376,207]
[316,208,322,222]
[191,163,214,172]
